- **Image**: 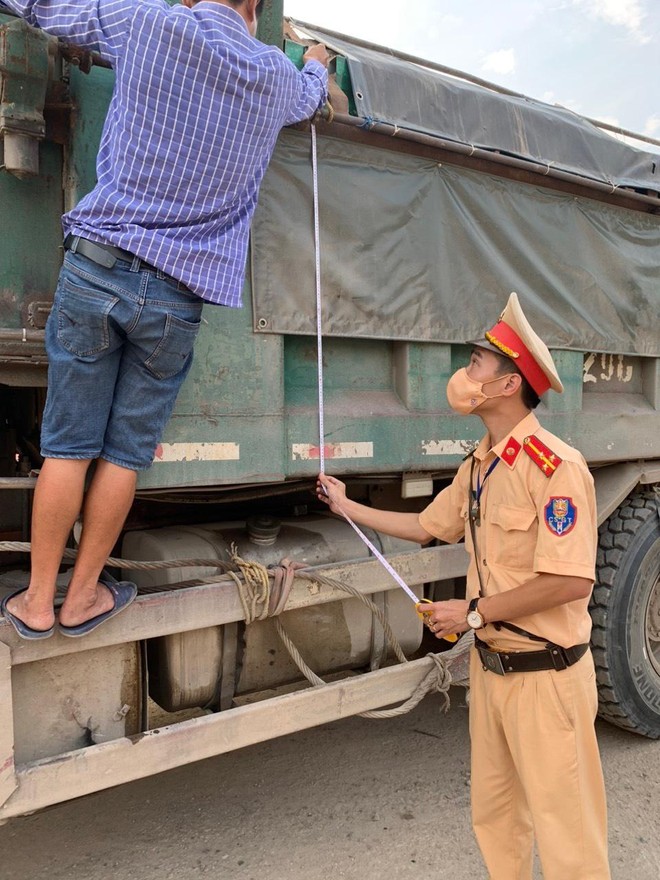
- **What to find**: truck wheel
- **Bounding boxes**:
[590,490,660,738]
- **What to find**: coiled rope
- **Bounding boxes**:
[221,546,455,718]
[0,539,460,714]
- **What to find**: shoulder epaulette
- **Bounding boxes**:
[522,434,562,477]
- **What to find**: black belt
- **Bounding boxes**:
[63,234,190,292]
[475,636,589,675]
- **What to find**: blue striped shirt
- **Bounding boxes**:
[4,1,328,305]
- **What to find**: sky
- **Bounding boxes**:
[282,0,660,146]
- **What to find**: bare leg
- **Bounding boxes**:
[59,459,137,627]
[5,458,91,632]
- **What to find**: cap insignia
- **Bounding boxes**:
[485,331,519,359]
[522,435,562,477]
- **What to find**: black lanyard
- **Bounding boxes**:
[470,456,499,525]
[466,453,553,645]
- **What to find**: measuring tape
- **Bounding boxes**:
[310,125,456,641]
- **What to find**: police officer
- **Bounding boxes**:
[317,292,610,879]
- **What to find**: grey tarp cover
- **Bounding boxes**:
[251,130,660,355]
[294,24,660,194]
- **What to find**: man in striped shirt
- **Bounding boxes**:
[0,0,328,639]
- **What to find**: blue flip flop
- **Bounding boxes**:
[0,588,55,640]
[58,572,138,638]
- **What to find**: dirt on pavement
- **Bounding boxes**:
[1,689,658,880]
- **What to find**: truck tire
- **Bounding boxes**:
[590,490,660,738]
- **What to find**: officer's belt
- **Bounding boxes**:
[475,636,589,675]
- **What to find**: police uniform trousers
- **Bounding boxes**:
[469,648,610,879]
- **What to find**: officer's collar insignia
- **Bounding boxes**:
[499,436,521,468]
[522,434,562,477]
[544,496,577,536]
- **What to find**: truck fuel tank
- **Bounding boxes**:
[121,515,424,712]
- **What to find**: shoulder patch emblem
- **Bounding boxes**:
[500,436,521,467]
[522,435,562,477]
[544,497,577,536]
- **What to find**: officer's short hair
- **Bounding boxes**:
[493,352,541,410]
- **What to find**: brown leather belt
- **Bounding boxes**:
[475,636,589,675]
[63,234,191,292]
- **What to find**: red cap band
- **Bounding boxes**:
[485,321,550,396]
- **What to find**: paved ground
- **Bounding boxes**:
[1,690,659,880]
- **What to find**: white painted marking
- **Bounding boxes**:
[422,439,477,456]
[153,442,240,463]
[292,442,374,461]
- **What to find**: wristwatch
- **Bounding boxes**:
[466,597,485,630]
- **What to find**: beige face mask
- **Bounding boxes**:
[446,367,515,415]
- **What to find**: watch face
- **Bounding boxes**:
[467,610,484,629]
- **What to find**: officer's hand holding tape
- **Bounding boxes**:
[422,599,471,640]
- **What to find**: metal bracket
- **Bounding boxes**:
[0,19,50,177]
[0,641,17,809]
[26,301,53,330]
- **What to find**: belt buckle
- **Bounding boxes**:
[478,645,506,675]
[548,646,568,671]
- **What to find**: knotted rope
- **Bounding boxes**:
[360,652,453,719]
[227,544,271,624]
[223,549,456,717]
[0,541,462,716]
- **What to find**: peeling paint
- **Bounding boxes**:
[422,439,477,456]
[292,442,374,461]
[153,442,240,463]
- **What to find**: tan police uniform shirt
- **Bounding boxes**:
[418,412,597,651]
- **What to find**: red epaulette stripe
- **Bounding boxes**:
[522,435,562,478]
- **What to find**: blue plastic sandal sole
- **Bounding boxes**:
[0,588,55,640]
[58,579,138,638]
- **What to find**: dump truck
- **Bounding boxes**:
[0,0,658,821]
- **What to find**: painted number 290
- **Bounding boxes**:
[583,353,633,384]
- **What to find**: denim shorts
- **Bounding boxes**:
[40,250,203,471]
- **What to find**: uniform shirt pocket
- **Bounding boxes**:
[487,503,537,570]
